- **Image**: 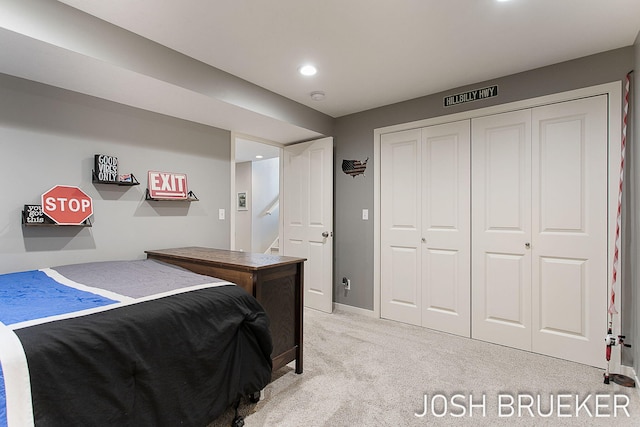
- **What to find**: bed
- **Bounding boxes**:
[0,259,273,427]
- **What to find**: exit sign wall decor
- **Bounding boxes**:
[147,171,189,200]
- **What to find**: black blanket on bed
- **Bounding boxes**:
[14,285,272,427]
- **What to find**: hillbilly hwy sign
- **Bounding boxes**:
[41,185,93,225]
[444,85,498,107]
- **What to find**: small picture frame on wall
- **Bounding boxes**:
[237,192,247,210]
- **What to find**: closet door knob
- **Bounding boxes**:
[525,242,531,249]
[421,237,426,243]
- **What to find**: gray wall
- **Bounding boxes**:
[0,73,231,274]
[333,46,636,318]
[632,32,640,376]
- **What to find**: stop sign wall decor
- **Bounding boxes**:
[41,185,93,225]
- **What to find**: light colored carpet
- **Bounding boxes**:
[210,307,640,426]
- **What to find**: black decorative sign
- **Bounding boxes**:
[23,205,54,224]
[444,85,498,107]
[342,158,368,178]
[94,154,119,182]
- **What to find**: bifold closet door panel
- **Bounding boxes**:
[421,121,471,337]
[531,95,608,368]
[380,129,422,326]
[471,110,532,351]
[380,94,610,367]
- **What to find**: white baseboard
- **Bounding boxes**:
[604,364,639,397]
[619,365,640,398]
[619,364,636,377]
[333,302,377,318]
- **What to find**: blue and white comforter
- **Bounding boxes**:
[0,260,272,427]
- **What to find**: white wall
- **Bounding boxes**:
[234,161,252,252]
[251,157,279,253]
[0,74,232,274]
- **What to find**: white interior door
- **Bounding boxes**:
[531,96,607,367]
[380,121,470,335]
[282,137,333,313]
[472,97,608,367]
[421,121,470,337]
[380,129,422,325]
[472,110,533,351]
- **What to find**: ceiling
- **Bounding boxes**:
[0,0,640,142]
[56,0,640,118]
[235,138,280,163]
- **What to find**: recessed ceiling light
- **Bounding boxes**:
[299,64,317,76]
[310,91,325,101]
[255,155,263,159]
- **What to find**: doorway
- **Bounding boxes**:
[231,135,335,313]
[232,135,282,254]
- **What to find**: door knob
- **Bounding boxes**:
[322,231,330,238]
[421,237,426,243]
[525,242,531,249]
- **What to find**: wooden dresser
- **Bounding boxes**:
[145,247,305,373]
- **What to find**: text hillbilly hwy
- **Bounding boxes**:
[444,85,498,107]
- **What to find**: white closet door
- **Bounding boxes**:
[421,121,470,337]
[381,129,422,326]
[531,96,607,367]
[472,110,532,351]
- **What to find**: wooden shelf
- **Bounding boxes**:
[92,171,139,186]
[21,209,92,227]
[145,189,199,201]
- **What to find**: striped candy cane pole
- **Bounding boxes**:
[609,71,632,317]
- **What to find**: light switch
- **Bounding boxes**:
[218,209,225,220]
[362,209,369,220]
